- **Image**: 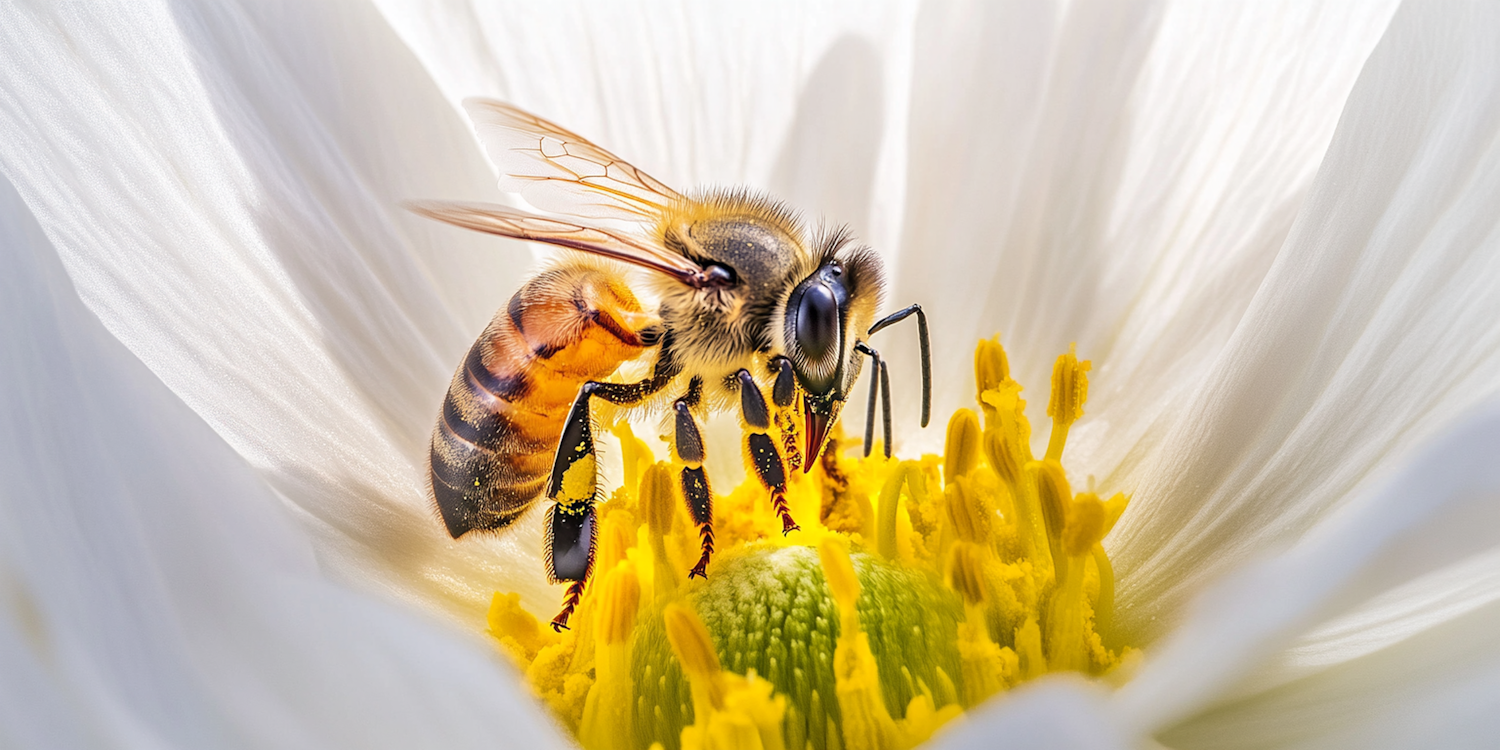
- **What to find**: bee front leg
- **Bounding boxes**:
[737,369,799,535]
[547,376,668,631]
[673,377,715,579]
[769,356,803,473]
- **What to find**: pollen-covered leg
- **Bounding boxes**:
[673,378,715,579]
[546,376,666,629]
[769,356,803,473]
[737,369,798,534]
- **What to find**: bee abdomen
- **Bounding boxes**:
[428,261,656,538]
[429,336,552,538]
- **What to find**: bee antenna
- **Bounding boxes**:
[867,304,931,428]
[855,341,883,457]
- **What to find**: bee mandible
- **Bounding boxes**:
[411,100,931,630]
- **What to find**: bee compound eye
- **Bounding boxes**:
[704,263,735,286]
[795,282,839,364]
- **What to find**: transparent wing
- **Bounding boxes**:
[464,98,684,223]
[407,200,704,283]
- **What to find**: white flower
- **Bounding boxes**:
[3,1,1499,748]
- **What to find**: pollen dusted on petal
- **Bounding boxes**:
[485,336,1134,750]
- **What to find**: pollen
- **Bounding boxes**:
[486,335,1135,750]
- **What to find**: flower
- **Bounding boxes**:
[4,1,1500,749]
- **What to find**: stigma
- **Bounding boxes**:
[487,336,1135,750]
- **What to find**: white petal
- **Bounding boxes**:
[0,176,568,747]
[1161,578,1500,749]
[0,1,553,620]
[1112,402,1500,739]
[375,0,919,242]
[1111,0,1500,641]
[890,0,1396,455]
[930,678,1131,750]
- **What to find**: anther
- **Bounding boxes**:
[1045,344,1090,461]
[948,544,987,607]
[595,563,641,645]
[974,336,1011,397]
[983,428,1026,488]
[1027,459,1072,580]
[641,462,676,539]
[944,409,982,482]
[663,603,727,709]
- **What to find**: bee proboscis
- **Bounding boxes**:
[412,100,931,630]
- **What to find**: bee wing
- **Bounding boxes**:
[407,200,706,284]
[464,98,684,223]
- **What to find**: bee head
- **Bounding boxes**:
[782,240,884,467]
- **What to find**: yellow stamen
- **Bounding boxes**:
[876,462,917,560]
[1063,492,1106,558]
[943,409,982,482]
[581,562,641,750]
[943,478,991,546]
[947,544,986,608]
[667,603,790,750]
[665,603,726,711]
[974,336,1011,404]
[1028,459,1071,583]
[819,537,901,750]
[640,462,680,597]
[1092,543,1116,645]
[486,335,1136,750]
[1045,344,1090,462]
[818,536,861,618]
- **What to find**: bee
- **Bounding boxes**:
[411,100,930,630]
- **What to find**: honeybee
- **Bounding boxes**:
[412,100,930,630]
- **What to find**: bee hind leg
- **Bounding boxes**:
[545,493,595,631]
[673,377,716,579]
[547,376,669,629]
[737,369,798,535]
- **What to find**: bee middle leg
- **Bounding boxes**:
[547,375,668,631]
[736,368,799,535]
[673,377,716,579]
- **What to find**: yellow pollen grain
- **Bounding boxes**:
[561,454,598,503]
[1046,344,1090,424]
[1045,345,1090,462]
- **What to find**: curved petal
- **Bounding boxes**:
[373,0,917,221]
[1114,399,1500,743]
[1161,565,1500,749]
[1112,0,1500,640]
[0,176,568,749]
[892,0,1396,452]
[930,679,1130,750]
[0,0,555,621]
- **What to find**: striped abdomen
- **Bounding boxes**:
[430,261,657,537]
